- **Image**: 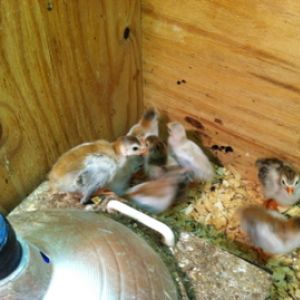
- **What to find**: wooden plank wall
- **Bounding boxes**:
[0,0,142,213]
[142,0,300,182]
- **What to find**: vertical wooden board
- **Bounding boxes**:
[0,0,142,212]
[142,0,300,181]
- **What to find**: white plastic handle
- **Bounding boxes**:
[106,200,175,248]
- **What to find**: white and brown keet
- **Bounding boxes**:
[48,136,146,204]
[240,205,300,256]
[127,107,159,141]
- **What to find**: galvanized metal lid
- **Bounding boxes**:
[1,210,178,300]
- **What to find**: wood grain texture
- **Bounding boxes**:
[142,0,300,182]
[0,0,142,212]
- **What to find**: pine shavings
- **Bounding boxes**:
[188,166,262,242]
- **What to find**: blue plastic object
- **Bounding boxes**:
[0,214,8,250]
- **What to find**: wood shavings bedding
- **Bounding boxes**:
[187,166,263,243]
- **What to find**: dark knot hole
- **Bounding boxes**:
[123,27,130,40]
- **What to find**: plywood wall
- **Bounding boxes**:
[142,0,300,182]
[0,0,142,213]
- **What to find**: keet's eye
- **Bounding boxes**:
[282,179,285,185]
[296,180,299,185]
[133,146,139,151]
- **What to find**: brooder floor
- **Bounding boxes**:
[9,164,300,299]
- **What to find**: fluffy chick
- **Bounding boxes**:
[125,168,189,213]
[48,136,145,204]
[240,205,300,255]
[127,107,159,141]
[107,154,144,196]
[167,121,215,182]
[144,135,168,179]
[256,158,300,208]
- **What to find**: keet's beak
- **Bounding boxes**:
[140,147,148,156]
[286,187,295,195]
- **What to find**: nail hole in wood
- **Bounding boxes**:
[123,27,130,39]
[47,2,53,11]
